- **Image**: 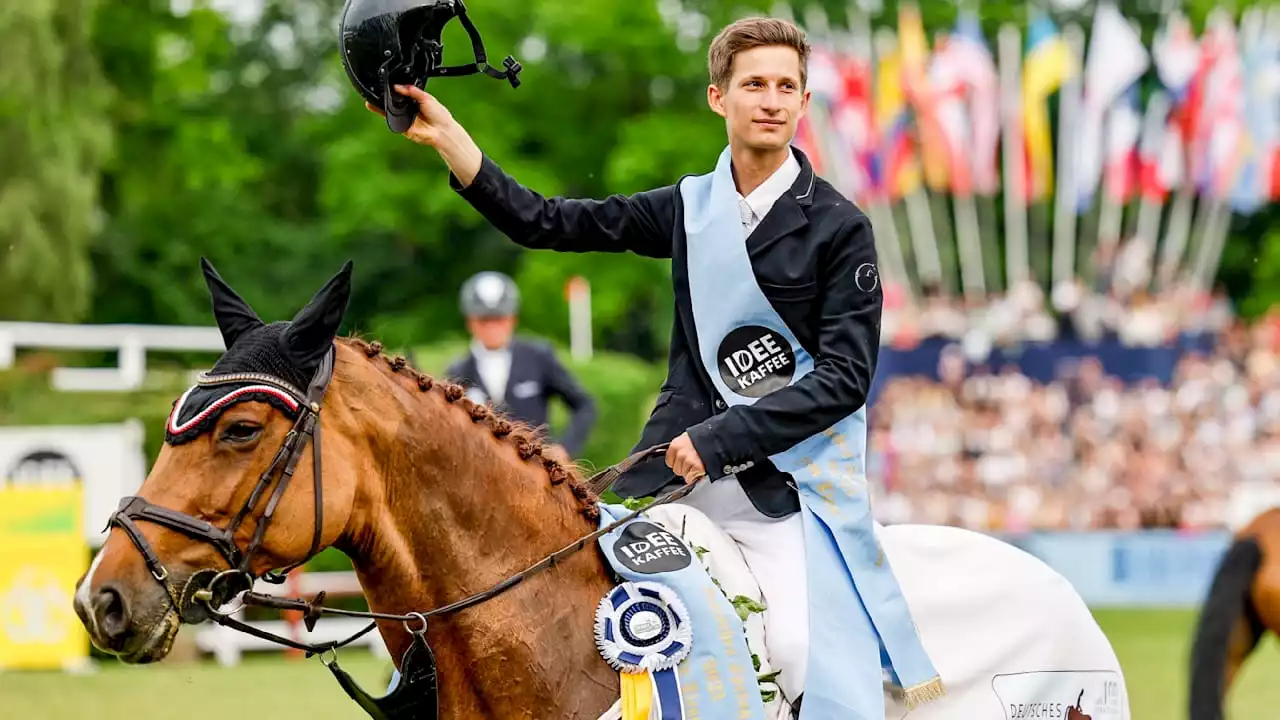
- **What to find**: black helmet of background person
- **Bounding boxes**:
[338,0,522,134]
[460,271,520,318]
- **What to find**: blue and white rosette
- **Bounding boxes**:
[595,581,692,719]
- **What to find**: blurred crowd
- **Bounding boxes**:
[867,311,1280,532]
[880,240,1235,349]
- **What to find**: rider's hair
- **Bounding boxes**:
[707,16,810,91]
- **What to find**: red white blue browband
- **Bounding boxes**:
[165,371,305,444]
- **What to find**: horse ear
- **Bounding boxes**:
[283,261,354,367]
[201,257,265,348]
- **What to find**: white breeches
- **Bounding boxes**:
[678,476,809,704]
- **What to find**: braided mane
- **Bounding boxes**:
[341,337,600,520]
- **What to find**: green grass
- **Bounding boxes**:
[0,648,391,719]
[1095,608,1280,719]
[1,609,1278,718]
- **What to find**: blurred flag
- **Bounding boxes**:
[1022,14,1075,203]
[1137,97,1183,202]
[1153,11,1202,103]
[929,13,999,198]
[1149,11,1200,204]
[898,3,950,192]
[930,32,974,196]
[1192,14,1245,199]
[1228,12,1280,215]
[1074,1,1148,212]
[1102,85,1143,203]
[876,33,921,200]
[950,14,1001,196]
[831,49,879,204]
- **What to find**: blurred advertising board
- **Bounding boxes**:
[0,484,88,670]
[1003,530,1234,608]
[0,421,147,547]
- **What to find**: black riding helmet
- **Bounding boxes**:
[339,0,522,133]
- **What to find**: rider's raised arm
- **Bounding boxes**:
[686,212,883,478]
[448,154,675,259]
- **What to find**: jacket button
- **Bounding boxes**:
[723,465,733,475]
[715,399,726,410]
[745,461,754,469]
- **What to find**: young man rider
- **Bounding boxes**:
[372,16,940,717]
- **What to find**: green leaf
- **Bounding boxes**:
[761,689,777,703]
[621,495,657,511]
[692,544,709,560]
[757,670,781,684]
[730,595,768,622]
[751,653,760,672]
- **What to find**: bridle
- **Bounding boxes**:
[108,348,334,624]
[104,342,700,718]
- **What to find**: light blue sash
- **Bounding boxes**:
[595,502,768,720]
[679,146,942,718]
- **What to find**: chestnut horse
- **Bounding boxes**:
[74,260,1131,719]
[1189,508,1280,720]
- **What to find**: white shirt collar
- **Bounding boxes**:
[470,339,512,404]
[737,150,801,227]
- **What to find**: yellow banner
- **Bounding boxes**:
[0,484,89,670]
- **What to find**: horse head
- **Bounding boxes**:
[71,259,619,714]
[72,258,364,662]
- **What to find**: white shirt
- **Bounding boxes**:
[736,151,801,237]
[471,340,512,405]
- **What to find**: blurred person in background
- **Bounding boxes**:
[445,270,597,463]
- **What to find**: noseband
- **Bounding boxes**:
[107,348,334,619]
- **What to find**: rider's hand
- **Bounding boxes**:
[364,84,455,147]
[666,433,706,485]
[365,84,482,187]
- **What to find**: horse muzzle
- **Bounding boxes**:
[73,578,180,663]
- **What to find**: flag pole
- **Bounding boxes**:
[1133,91,1171,288]
[1052,23,1085,290]
[998,23,1031,289]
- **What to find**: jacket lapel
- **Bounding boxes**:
[745,146,816,255]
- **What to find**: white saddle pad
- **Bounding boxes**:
[596,508,1129,720]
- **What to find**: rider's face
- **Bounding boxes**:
[467,315,516,350]
[708,45,809,153]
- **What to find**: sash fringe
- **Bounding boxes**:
[901,676,947,709]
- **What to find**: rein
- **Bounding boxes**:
[109,344,701,717]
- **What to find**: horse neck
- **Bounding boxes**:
[334,357,619,716]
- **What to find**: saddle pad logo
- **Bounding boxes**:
[717,325,795,398]
[992,670,1124,719]
[612,522,692,574]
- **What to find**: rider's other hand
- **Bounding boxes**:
[666,433,706,485]
[364,84,456,148]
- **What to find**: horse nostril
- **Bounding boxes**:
[93,585,131,641]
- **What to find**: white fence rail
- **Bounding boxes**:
[193,571,389,666]
[0,321,225,391]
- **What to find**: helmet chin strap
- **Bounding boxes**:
[379,0,521,134]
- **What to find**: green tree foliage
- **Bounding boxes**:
[1,0,1275,344]
[0,0,113,322]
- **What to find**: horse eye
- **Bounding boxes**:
[221,422,262,444]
